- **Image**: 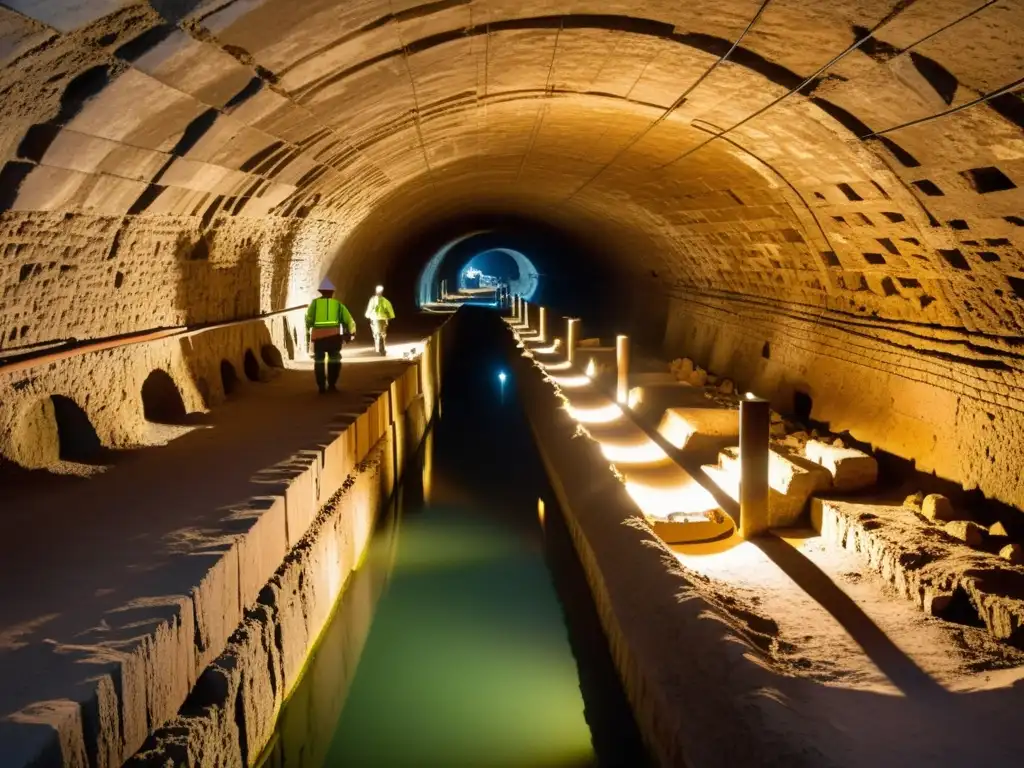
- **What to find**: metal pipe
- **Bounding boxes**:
[523,301,530,330]
[566,318,580,365]
[739,397,771,538]
[615,334,629,405]
[538,306,547,343]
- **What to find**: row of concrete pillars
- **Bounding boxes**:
[511,296,771,539]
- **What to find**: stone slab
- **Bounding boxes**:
[657,405,739,460]
[805,440,878,492]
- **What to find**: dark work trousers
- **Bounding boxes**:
[311,334,343,392]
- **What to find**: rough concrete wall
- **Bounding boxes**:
[1,1,1023,502]
[0,308,303,468]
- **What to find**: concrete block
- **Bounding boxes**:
[233,496,288,610]
[284,451,321,547]
[405,394,427,454]
[267,563,310,692]
[191,548,240,675]
[354,409,371,463]
[804,440,878,492]
[715,446,832,527]
[319,424,355,505]
[657,405,739,459]
[233,605,284,758]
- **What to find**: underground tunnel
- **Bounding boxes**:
[1,1,1024,767]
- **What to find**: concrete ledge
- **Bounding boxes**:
[509,335,837,768]
[128,415,410,766]
[1,318,449,768]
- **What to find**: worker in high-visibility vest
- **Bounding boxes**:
[305,278,356,393]
[364,284,395,356]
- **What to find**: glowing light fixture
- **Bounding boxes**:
[539,360,572,371]
[498,371,507,383]
[745,392,757,400]
[564,402,623,424]
[585,358,596,378]
[623,479,720,521]
[548,374,590,389]
[598,439,668,465]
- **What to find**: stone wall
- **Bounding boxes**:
[0,307,304,468]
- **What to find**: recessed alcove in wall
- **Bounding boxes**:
[221,360,238,396]
[141,369,188,424]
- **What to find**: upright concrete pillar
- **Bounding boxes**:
[538,307,548,344]
[514,295,521,323]
[566,318,580,365]
[616,334,630,404]
[523,301,530,330]
[739,397,771,538]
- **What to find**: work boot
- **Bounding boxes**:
[326,361,341,390]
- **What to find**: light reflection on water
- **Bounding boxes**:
[323,504,595,768]
[260,312,651,768]
[260,424,595,767]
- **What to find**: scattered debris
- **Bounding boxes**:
[805,439,878,492]
[922,493,961,523]
[903,491,924,511]
[1001,542,1024,564]
[943,520,985,546]
[991,521,1010,538]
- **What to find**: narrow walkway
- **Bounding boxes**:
[0,315,442,748]
[517,332,726,540]
[511,316,1024,767]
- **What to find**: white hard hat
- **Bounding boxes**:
[375,284,384,294]
[319,278,335,291]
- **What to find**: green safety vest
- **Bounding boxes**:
[365,295,395,320]
[305,298,354,334]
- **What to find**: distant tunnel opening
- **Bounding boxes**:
[141,369,189,424]
[459,249,521,291]
[50,395,102,463]
[417,234,540,307]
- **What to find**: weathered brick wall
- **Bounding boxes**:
[0,1,1022,507]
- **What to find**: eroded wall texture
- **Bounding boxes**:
[1,1,1023,507]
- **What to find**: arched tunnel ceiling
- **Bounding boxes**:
[0,0,1023,347]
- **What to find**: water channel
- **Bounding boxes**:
[258,313,649,768]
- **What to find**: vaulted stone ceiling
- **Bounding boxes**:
[2,1,1024,503]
